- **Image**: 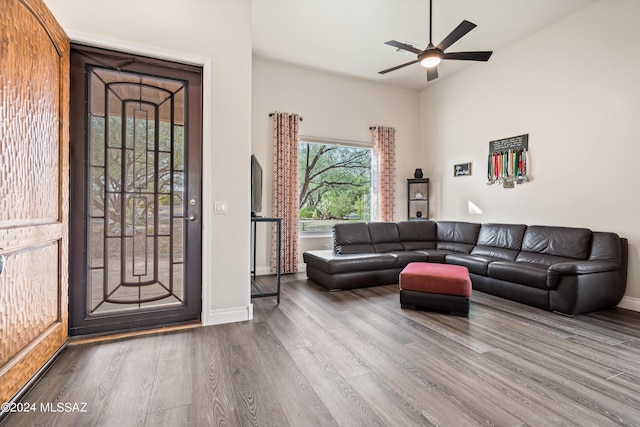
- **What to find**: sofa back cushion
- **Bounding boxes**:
[471,223,526,260]
[368,222,404,253]
[520,225,591,260]
[333,223,374,254]
[589,232,621,265]
[436,221,481,254]
[397,220,437,250]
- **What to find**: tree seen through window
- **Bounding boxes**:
[299,141,371,233]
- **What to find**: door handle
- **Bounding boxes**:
[185,215,196,221]
[0,253,5,276]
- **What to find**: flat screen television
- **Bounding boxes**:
[251,154,263,216]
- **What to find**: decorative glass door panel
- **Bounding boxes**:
[88,69,187,315]
[69,46,202,335]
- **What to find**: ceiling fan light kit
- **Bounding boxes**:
[419,47,442,68]
[379,0,493,82]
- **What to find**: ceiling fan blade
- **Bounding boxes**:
[436,20,477,51]
[442,51,493,61]
[384,40,422,55]
[426,66,438,81]
[378,60,419,74]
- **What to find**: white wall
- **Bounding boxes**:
[420,0,640,307]
[251,57,420,271]
[46,0,254,324]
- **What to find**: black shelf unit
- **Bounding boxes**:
[407,178,430,220]
[250,217,281,303]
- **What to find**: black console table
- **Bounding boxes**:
[250,217,281,303]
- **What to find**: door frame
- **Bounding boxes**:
[67,32,214,327]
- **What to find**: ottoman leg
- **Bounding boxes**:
[400,290,469,317]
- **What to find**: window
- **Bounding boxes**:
[299,138,371,233]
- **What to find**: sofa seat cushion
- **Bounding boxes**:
[446,253,501,276]
[516,252,577,266]
[487,260,549,289]
[388,251,430,268]
[471,245,519,261]
[303,250,397,274]
[436,241,476,254]
[402,241,437,251]
[416,249,459,264]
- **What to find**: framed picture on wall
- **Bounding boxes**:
[454,162,472,177]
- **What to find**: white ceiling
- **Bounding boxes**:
[252,0,597,91]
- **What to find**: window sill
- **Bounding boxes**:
[299,232,332,239]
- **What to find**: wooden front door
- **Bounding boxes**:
[0,0,70,402]
[68,46,203,335]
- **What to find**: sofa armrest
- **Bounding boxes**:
[547,260,620,292]
[546,260,624,314]
[548,260,619,276]
[550,268,627,315]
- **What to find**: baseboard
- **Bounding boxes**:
[617,296,640,312]
[205,304,253,326]
[254,266,272,276]
[254,264,306,276]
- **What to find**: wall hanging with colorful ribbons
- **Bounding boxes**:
[487,134,529,186]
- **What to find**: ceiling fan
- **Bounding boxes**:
[379,0,493,81]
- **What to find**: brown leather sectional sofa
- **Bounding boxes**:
[302,221,628,315]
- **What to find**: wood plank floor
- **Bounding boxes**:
[3,273,640,426]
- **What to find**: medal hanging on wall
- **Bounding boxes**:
[487,135,529,186]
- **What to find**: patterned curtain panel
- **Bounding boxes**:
[371,126,396,222]
[272,112,300,273]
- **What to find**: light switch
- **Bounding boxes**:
[214,201,228,214]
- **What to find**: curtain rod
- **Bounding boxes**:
[268,113,303,121]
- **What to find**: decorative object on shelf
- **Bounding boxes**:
[407,178,429,221]
[454,162,472,177]
[487,134,529,188]
[414,168,423,179]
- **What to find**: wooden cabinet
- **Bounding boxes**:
[407,178,429,220]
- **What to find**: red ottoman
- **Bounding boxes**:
[399,262,472,317]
